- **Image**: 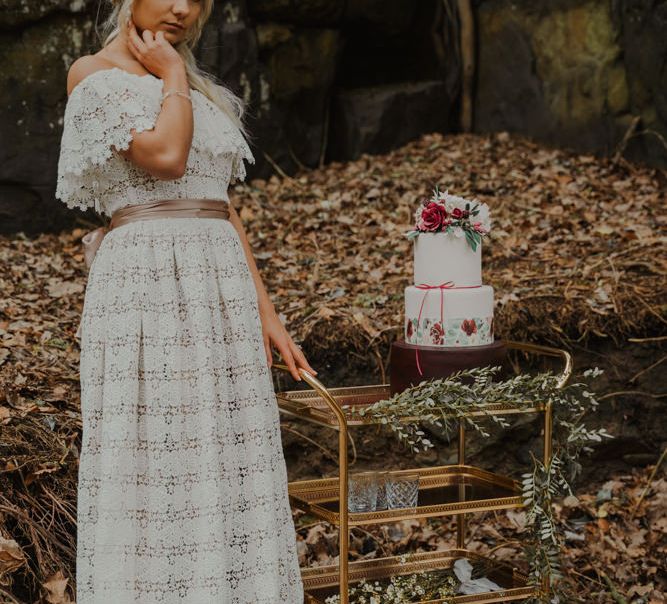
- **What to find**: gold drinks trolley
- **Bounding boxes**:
[273,340,573,604]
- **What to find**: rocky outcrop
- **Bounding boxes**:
[328,81,452,162]
[474,0,666,167]
[0,1,99,233]
[247,0,418,33]
[247,0,345,25]
[0,0,96,29]
[1,0,664,234]
[616,0,667,165]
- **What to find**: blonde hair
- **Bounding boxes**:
[98,0,252,141]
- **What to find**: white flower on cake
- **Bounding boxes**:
[406,186,491,252]
[474,202,490,230]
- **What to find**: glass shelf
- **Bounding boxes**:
[289,465,523,526]
[302,549,539,604]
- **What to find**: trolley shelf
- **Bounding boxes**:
[302,549,539,604]
[289,465,523,526]
[276,383,545,428]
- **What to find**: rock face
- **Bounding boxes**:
[616,0,667,166]
[0,0,99,234]
[247,0,417,32]
[0,0,95,28]
[247,0,345,25]
[1,0,665,233]
[474,0,666,167]
[328,81,452,162]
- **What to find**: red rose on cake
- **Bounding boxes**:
[417,202,448,232]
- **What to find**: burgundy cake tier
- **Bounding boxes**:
[389,338,509,395]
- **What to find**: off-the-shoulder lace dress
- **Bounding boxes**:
[56,67,304,604]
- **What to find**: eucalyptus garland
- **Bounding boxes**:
[342,365,611,603]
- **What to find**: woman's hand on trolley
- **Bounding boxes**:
[260,309,317,382]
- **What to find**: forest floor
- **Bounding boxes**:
[0,130,664,602]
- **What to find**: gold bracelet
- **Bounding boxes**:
[161,89,192,103]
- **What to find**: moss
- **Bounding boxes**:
[479,1,623,124]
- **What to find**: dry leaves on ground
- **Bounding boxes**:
[0,130,664,602]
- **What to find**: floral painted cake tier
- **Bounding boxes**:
[405,315,494,347]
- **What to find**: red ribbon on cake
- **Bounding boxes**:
[413,281,482,376]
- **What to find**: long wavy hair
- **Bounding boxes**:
[98,0,251,141]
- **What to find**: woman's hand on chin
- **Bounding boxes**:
[259,307,317,382]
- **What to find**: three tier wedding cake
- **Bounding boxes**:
[389,188,507,394]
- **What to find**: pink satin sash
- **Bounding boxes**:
[81,198,231,270]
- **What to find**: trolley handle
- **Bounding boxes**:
[271,363,348,427]
[503,339,573,389]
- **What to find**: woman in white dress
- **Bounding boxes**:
[55,1,315,602]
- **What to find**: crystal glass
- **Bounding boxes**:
[347,471,379,513]
[375,471,390,511]
[386,472,420,509]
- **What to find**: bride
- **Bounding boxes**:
[56,0,314,601]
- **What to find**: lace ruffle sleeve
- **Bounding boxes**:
[55,70,159,212]
[229,136,256,185]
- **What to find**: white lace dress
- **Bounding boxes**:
[56,67,304,604]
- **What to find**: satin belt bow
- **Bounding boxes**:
[82,226,109,270]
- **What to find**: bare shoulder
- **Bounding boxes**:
[66,55,116,96]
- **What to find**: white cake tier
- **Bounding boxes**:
[413,231,481,287]
[404,284,494,347]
